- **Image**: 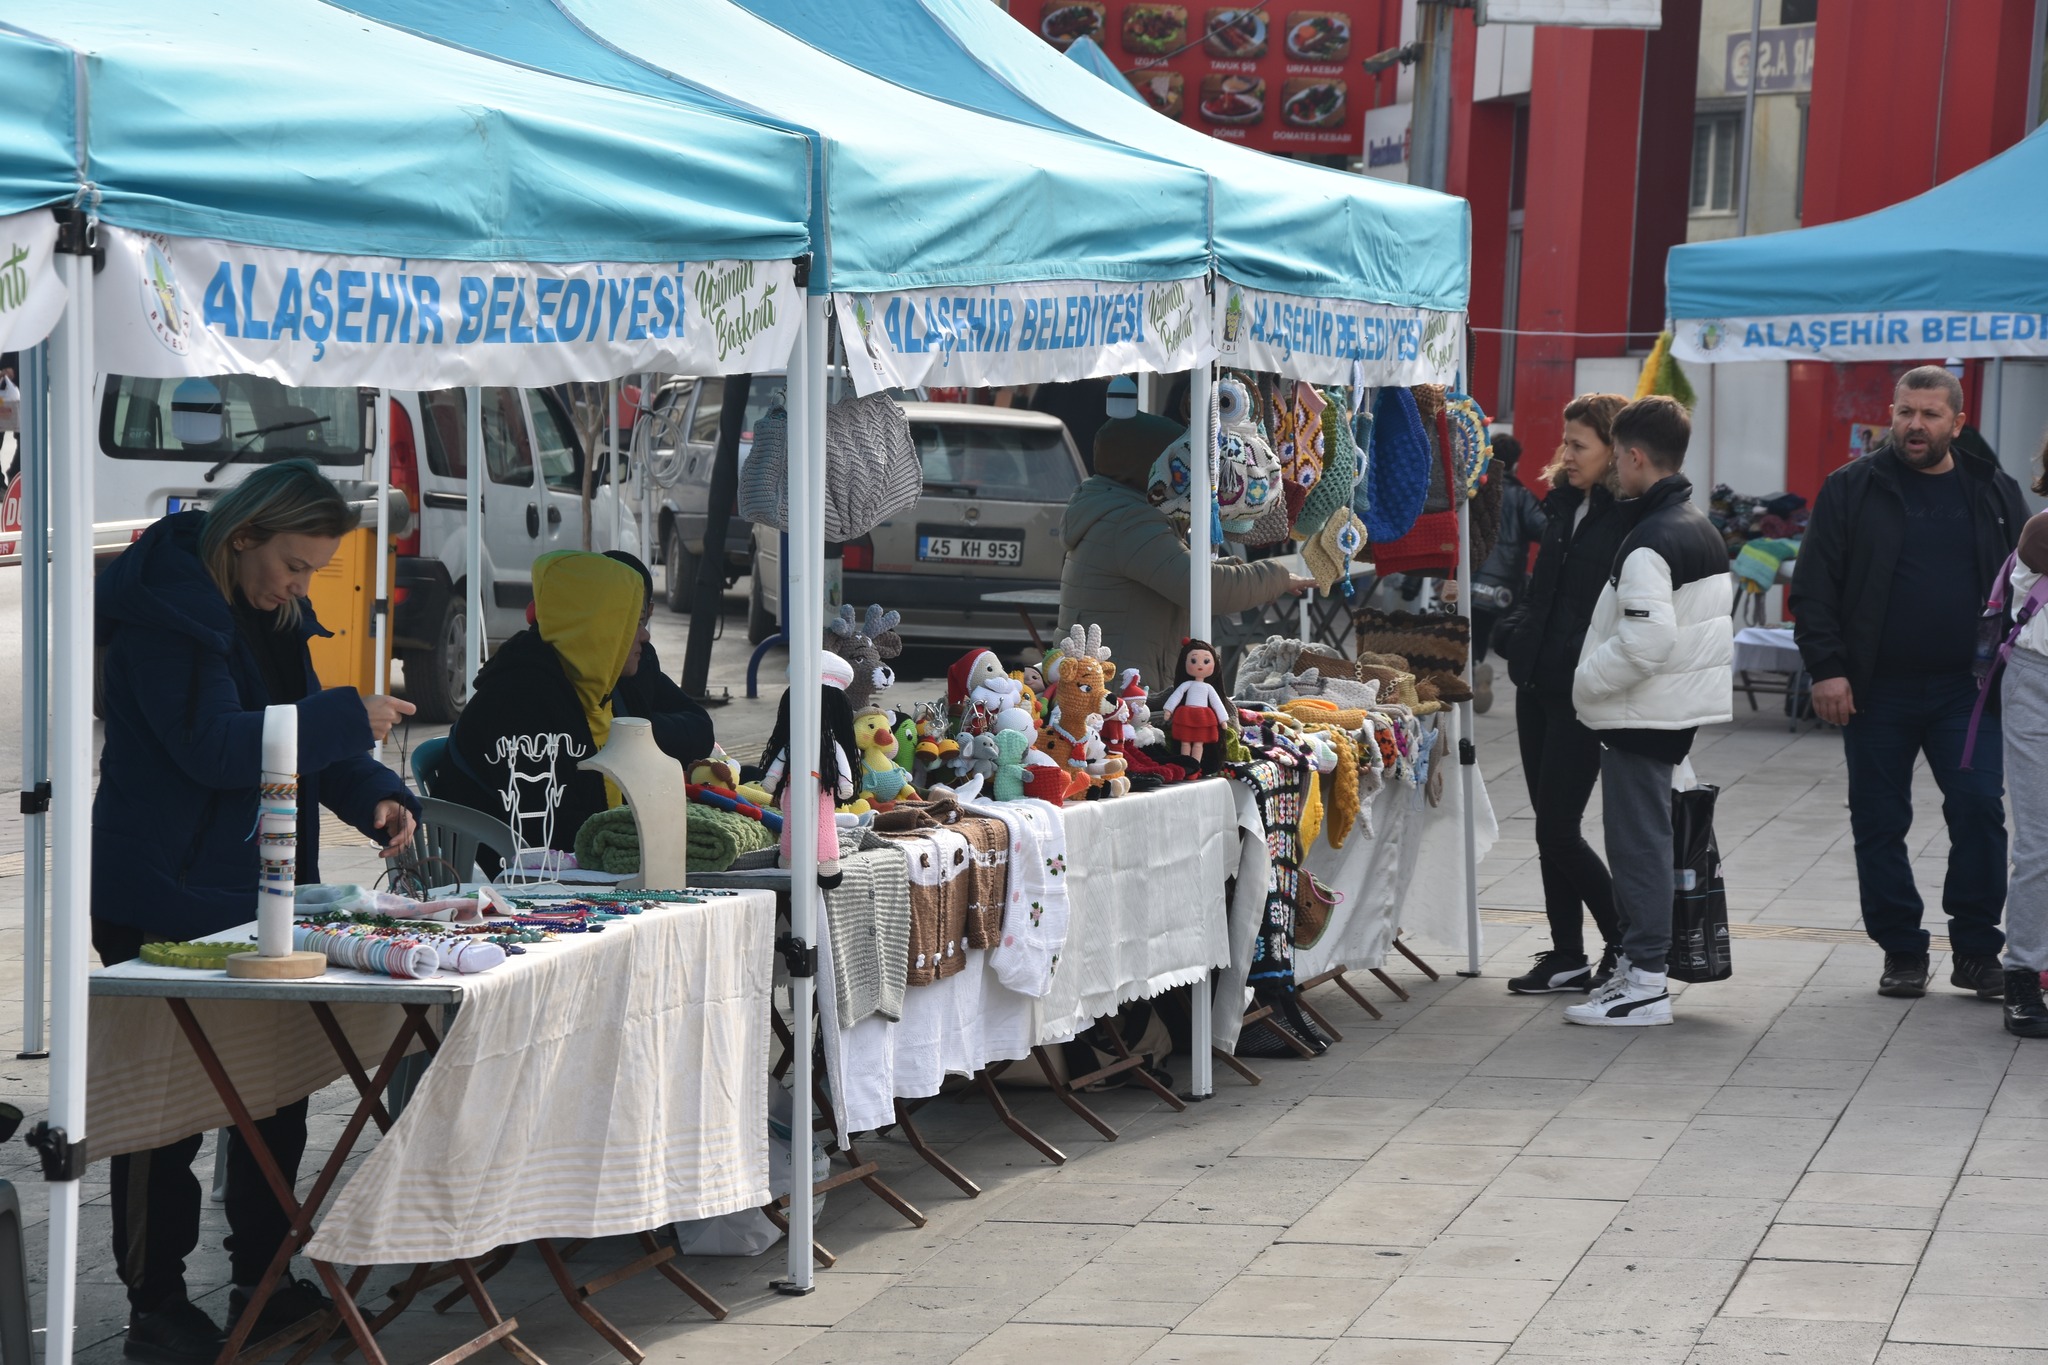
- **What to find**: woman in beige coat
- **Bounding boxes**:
[1057,412,1309,688]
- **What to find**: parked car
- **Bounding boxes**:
[633,369,923,614]
[96,374,636,721]
[750,402,1081,648]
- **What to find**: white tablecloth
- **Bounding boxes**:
[1297,717,1498,980]
[306,892,775,1264]
[819,780,1237,1138]
[86,891,777,1266]
[1733,625,1804,674]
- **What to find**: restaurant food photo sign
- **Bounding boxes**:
[1037,3,1371,156]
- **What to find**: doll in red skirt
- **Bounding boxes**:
[1163,638,1231,765]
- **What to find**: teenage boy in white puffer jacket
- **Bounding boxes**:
[1565,397,1733,1026]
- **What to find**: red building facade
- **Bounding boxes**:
[1426,0,2040,497]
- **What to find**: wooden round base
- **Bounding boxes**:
[225,949,328,980]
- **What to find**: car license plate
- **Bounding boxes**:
[167,495,208,515]
[917,532,1022,566]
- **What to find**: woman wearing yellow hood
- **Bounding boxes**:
[441,551,648,868]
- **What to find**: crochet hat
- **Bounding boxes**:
[821,651,856,691]
[1366,386,1431,544]
[1094,412,1185,486]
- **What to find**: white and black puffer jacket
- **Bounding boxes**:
[1573,474,1734,730]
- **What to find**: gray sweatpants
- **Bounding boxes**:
[1600,745,1675,974]
[2004,648,2048,971]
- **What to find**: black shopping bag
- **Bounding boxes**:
[1669,784,1733,983]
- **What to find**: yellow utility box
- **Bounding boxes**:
[306,526,395,695]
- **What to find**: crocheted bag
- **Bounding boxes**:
[736,392,922,542]
[1352,608,1471,677]
[1369,404,1461,577]
[1294,393,1357,541]
[1364,386,1431,544]
[1274,382,1326,529]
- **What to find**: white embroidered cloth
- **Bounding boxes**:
[1032,778,1237,1046]
[817,780,1236,1138]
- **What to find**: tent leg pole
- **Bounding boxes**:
[774,291,828,1298]
[45,232,99,1365]
[1186,349,1215,1098]
[1457,495,1481,978]
[372,389,391,762]
[465,388,484,702]
[20,343,49,1059]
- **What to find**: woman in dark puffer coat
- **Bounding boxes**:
[1491,394,1632,996]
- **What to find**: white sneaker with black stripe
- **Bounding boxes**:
[1563,966,1672,1026]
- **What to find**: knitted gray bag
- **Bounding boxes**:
[735,393,922,541]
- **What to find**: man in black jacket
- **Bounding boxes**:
[1792,366,2029,1000]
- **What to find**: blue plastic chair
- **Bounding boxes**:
[411,735,450,797]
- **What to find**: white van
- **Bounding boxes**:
[96,374,639,720]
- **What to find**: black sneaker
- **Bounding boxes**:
[227,1275,332,1345]
[2005,969,2048,1038]
[1508,950,1593,995]
[125,1297,225,1365]
[1590,945,1621,990]
[1952,952,2007,1000]
[1880,951,1931,998]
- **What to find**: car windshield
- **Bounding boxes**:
[101,375,368,464]
[912,422,1079,503]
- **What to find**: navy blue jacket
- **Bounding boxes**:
[92,512,417,940]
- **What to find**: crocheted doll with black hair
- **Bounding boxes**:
[1162,638,1231,773]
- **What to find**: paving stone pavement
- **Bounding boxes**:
[4,666,2045,1363]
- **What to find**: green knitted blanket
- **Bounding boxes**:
[687,804,775,872]
[573,806,642,875]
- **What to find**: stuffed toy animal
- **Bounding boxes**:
[911,700,959,777]
[1036,623,1128,800]
[826,603,904,713]
[1010,664,1047,724]
[1163,637,1232,770]
[1117,670,1164,749]
[956,730,1001,789]
[853,706,916,807]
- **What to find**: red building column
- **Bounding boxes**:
[1447,7,1515,420]
[1783,0,2036,501]
[1507,24,1646,486]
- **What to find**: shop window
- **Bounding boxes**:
[1690,112,1741,215]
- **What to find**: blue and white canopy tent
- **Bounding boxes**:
[738,0,1489,973]
[0,3,814,1355]
[1667,129,2048,367]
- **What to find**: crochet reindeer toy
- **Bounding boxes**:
[1034,623,1130,801]
[825,603,904,713]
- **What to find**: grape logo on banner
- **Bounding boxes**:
[138,236,192,356]
[832,277,1215,396]
[94,224,802,388]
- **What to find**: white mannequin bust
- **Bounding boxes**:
[578,717,690,888]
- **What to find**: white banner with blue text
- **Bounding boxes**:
[0,211,68,355]
[1215,281,1463,388]
[1672,310,2048,365]
[93,226,800,387]
[834,278,1212,396]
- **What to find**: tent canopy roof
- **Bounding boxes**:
[2,0,812,263]
[0,27,77,218]
[538,0,1213,292]
[1667,129,2048,321]
[733,0,1469,313]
